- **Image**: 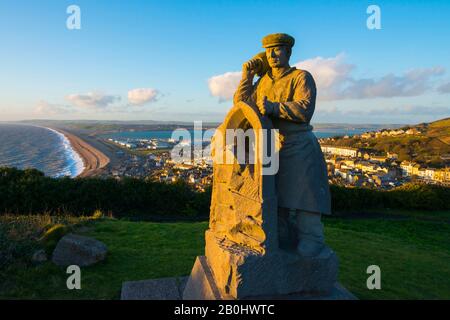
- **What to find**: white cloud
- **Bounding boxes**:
[66,92,121,109]
[207,71,241,102]
[294,54,354,99]
[33,100,74,115]
[128,88,159,106]
[344,67,445,99]
[369,105,450,116]
[295,55,445,100]
[313,104,450,124]
[438,81,450,94]
[208,54,446,102]
[322,104,449,118]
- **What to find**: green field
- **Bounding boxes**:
[1,211,449,300]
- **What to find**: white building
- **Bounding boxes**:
[321,145,358,157]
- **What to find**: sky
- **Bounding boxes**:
[0,0,449,124]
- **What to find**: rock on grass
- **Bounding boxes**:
[52,233,108,267]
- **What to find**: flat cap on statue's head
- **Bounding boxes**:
[262,33,295,48]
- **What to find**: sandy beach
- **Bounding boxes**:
[52,128,110,177]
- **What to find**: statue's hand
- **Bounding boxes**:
[242,58,260,80]
[257,96,276,116]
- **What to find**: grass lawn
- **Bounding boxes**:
[1,212,449,299]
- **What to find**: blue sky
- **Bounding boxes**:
[0,0,449,124]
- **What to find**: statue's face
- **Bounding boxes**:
[265,46,290,68]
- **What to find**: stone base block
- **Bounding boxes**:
[121,277,188,300]
[204,231,339,299]
[182,255,229,300]
[183,256,356,300]
[120,257,355,300]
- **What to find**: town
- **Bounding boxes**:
[101,137,213,192]
[98,128,450,191]
[320,144,449,189]
[319,125,450,189]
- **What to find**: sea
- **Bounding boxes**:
[0,123,380,178]
[101,127,375,142]
[0,123,84,178]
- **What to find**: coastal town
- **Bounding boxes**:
[319,125,450,189]
[99,137,214,192]
[320,144,450,189]
[92,125,450,191]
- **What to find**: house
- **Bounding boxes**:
[387,152,398,160]
[372,172,394,186]
[174,163,194,170]
[361,133,373,139]
[343,159,355,167]
[412,164,421,176]
[357,161,378,173]
[370,155,387,163]
[418,168,427,178]
[425,168,435,180]
[400,161,414,176]
[321,145,359,157]
[335,168,349,180]
[346,172,361,184]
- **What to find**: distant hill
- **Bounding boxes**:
[13,120,402,135]
[328,117,450,167]
[426,117,450,145]
[18,120,221,133]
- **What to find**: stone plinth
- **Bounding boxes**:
[121,277,188,300]
[183,256,353,300]
[203,231,338,299]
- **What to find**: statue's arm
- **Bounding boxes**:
[233,77,258,106]
[272,71,317,123]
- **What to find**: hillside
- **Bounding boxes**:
[1,213,449,299]
[329,117,450,167]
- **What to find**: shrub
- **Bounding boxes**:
[92,210,104,220]
[39,224,69,253]
[0,214,90,270]
[39,224,68,244]
[0,167,210,218]
[331,183,449,212]
[0,167,447,218]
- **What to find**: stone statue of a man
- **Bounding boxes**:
[233,33,331,257]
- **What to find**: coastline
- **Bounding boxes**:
[50,128,110,178]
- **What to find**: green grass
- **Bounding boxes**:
[324,217,450,299]
[336,209,450,222]
[0,219,207,299]
[1,213,449,299]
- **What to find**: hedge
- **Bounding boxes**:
[0,167,448,217]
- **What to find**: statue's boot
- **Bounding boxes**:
[296,211,325,257]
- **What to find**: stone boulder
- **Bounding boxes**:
[31,249,48,264]
[52,233,107,267]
